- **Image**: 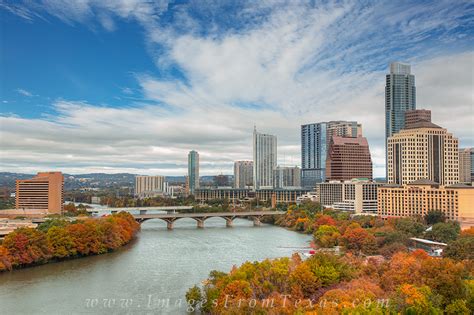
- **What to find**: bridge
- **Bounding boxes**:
[133,211,284,229]
[86,206,194,214]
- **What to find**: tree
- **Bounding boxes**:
[341,226,377,254]
[313,225,340,248]
[393,218,426,237]
[424,210,446,225]
[46,226,76,258]
[2,227,51,266]
[445,299,470,315]
[185,285,202,312]
[425,222,460,243]
[0,246,12,271]
[443,236,474,260]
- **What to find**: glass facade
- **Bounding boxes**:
[301,121,359,189]
[188,150,199,194]
[385,62,416,177]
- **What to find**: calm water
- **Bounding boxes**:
[0,218,310,314]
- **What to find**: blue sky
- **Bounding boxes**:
[0,0,473,176]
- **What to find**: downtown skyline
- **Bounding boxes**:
[1,1,473,177]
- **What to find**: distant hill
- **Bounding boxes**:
[0,172,233,190]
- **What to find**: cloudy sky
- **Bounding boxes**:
[0,0,473,177]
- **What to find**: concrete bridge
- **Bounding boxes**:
[134,211,284,229]
[87,206,193,214]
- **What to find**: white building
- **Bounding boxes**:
[253,126,277,189]
[316,179,381,214]
[135,175,166,198]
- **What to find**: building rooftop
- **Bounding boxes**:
[404,121,442,129]
[331,136,368,146]
[446,183,474,189]
[408,179,439,186]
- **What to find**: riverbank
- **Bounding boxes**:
[0,212,140,272]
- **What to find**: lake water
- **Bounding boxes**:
[0,217,310,314]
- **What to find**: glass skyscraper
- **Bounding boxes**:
[301,121,361,188]
[385,62,416,179]
[187,150,199,194]
[253,126,277,189]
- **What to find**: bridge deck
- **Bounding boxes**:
[87,206,194,212]
[134,211,284,219]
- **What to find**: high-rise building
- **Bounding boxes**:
[325,136,373,181]
[378,180,474,223]
[316,179,381,214]
[16,172,64,214]
[405,109,431,129]
[213,174,230,187]
[253,126,277,189]
[135,175,166,198]
[188,150,200,194]
[385,62,416,178]
[301,121,361,188]
[234,160,253,188]
[387,118,459,185]
[273,166,301,188]
[459,148,473,183]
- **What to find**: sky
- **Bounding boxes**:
[0,0,473,177]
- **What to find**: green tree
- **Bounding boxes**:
[424,210,446,225]
[425,222,460,243]
[394,218,426,237]
[445,299,470,315]
[443,236,474,260]
[313,225,340,248]
[46,226,76,258]
[185,285,202,313]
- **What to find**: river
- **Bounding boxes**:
[0,215,310,314]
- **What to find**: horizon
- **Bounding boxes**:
[1,1,473,177]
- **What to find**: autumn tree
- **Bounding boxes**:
[313,225,340,248]
[2,227,51,267]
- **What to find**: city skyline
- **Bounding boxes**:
[1,1,473,177]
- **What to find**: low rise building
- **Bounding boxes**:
[16,172,64,214]
[316,179,381,214]
[377,179,474,224]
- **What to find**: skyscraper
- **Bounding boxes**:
[387,117,459,185]
[234,160,253,188]
[253,126,277,189]
[188,150,199,194]
[459,148,473,183]
[273,166,301,188]
[325,136,373,181]
[301,121,361,188]
[16,172,64,214]
[385,62,416,177]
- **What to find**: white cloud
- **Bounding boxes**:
[15,88,34,97]
[0,1,473,177]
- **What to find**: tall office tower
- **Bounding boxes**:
[459,148,473,183]
[273,166,301,188]
[188,150,200,194]
[405,109,431,129]
[385,62,416,177]
[301,121,361,188]
[387,117,459,185]
[234,160,253,188]
[135,175,166,198]
[16,172,64,214]
[253,126,277,189]
[326,136,373,181]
